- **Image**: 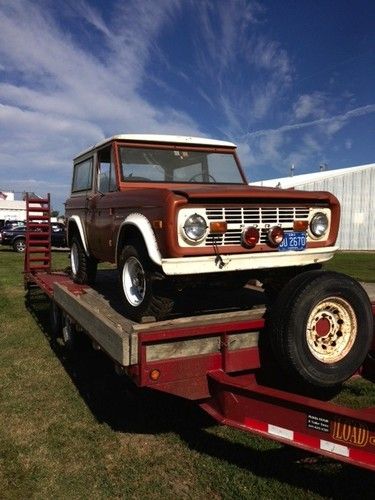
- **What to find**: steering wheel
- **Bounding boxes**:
[188,173,217,183]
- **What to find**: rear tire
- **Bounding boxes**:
[118,243,174,322]
[70,236,97,285]
[269,271,373,389]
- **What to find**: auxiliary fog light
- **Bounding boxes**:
[268,226,284,246]
[242,226,260,248]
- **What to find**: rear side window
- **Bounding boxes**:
[72,158,93,192]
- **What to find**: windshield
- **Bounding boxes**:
[119,147,245,184]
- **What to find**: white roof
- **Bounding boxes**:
[250,162,375,188]
[77,134,237,158]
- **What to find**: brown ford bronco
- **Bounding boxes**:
[65,134,340,322]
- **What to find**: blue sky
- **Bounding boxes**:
[0,0,374,212]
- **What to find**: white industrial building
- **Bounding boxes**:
[0,192,27,223]
[251,163,375,250]
[0,192,53,226]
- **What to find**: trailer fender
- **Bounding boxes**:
[68,216,89,255]
[116,213,162,267]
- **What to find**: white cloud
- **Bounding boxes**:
[302,134,322,153]
[248,37,291,79]
[238,104,375,178]
[191,0,293,133]
[241,104,375,140]
[293,92,328,120]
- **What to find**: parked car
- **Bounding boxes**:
[0,220,25,230]
[0,222,67,252]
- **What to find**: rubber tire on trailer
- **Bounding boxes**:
[118,243,174,322]
[269,270,373,389]
[13,237,26,253]
[61,313,76,349]
[49,300,63,339]
[70,236,97,285]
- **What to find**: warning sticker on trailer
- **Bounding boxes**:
[307,414,330,433]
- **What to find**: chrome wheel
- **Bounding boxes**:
[14,239,26,252]
[122,256,146,307]
[306,297,357,363]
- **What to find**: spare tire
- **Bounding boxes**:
[269,271,373,389]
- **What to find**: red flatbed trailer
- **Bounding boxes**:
[24,196,375,472]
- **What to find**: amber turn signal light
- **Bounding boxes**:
[293,220,308,231]
[242,226,260,248]
[209,221,227,233]
[150,369,160,381]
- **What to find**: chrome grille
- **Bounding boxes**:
[205,207,309,246]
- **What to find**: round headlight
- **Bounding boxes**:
[310,212,329,237]
[183,213,208,241]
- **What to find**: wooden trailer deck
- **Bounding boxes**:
[29,269,375,370]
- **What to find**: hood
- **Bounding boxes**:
[172,183,338,205]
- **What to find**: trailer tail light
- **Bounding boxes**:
[268,226,284,246]
[242,227,260,248]
[150,369,160,381]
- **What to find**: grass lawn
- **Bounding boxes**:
[1,248,374,499]
[324,251,375,282]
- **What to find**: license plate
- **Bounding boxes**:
[278,231,306,251]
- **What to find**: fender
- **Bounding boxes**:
[116,213,162,266]
[67,215,90,255]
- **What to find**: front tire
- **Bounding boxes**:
[70,236,97,285]
[118,244,173,322]
[269,271,373,389]
[13,238,26,253]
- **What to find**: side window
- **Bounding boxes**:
[72,158,93,192]
[98,147,116,193]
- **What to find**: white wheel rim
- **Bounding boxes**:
[306,297,357,363]
[70,242,79,276]
[122,256,146,307]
